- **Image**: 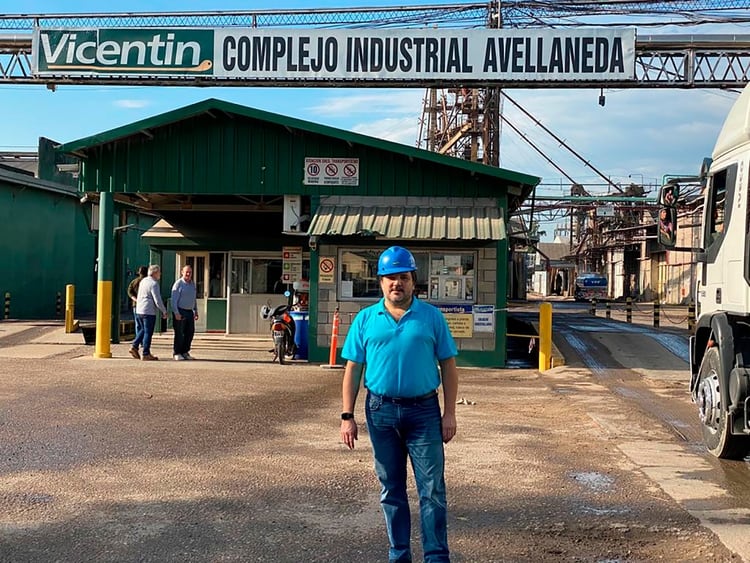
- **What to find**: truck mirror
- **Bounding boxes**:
[657,206,677,247]
[659,184,679,206]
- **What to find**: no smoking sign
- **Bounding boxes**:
[304,157,359,186]
[319,256,336,283]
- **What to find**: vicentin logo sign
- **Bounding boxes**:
[33,29,215,75]
[32,27,635,82]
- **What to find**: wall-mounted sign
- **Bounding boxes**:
[443,314,474,338]
[473,304,495,333]
[319,256,335,284]
[282,246,303,283]
[304,157,359,186]
[437,304,473,338]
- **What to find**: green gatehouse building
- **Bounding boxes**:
[56,98,539,367]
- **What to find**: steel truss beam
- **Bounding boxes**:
[3,35,750,88]
[0,2,747,30]
[1,1,750,88]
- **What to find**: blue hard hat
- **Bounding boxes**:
[377,246,417,275]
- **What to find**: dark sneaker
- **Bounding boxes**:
[182,353,195,360]
[142,354,159,361]
[129,347,140,360]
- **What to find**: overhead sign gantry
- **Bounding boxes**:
[1,3,750,88]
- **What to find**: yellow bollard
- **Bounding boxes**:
[539,302,552,372]
[65,284,75,333]
[94,280,112,358]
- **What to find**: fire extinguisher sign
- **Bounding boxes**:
[282,246,303,283]
[304,157,359,186]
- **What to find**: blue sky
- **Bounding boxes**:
[2,0,747,237]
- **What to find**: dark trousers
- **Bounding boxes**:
[173,308,195,355]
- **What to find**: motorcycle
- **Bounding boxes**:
[260,301,297,364]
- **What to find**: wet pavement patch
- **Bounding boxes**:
[570,471,615,492]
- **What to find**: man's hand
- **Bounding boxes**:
[174,313,183,321]
[194,312,199,320]
[441,412,457,443]
[341,420,358,450]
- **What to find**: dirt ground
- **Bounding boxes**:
[0,323,742,562]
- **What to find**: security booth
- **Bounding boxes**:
[57,98,539,367]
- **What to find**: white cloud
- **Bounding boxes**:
[306,89,425,117]
[351,116,420,146]
[113,99,151,109]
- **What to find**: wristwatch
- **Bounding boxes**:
[341,412,355,420]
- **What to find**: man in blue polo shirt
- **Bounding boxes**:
[340,245,458,563]
[171,265,199,361]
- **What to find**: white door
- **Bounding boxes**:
[180,253,208,332]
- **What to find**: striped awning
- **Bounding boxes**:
[308,204,505,240]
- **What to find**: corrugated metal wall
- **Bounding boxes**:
[83,113,507,200]
[0,177,95,319]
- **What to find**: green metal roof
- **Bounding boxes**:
[309,203,506,240]
[0,166,78,198]
[56,97,540,189]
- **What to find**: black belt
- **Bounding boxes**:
[369,390,438,405]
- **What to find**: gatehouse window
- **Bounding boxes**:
[209,253,225,298]
[230,257,310,294]
[338,248,476,303]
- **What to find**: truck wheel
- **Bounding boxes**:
[696,347,750,459]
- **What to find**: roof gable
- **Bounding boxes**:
[57,97,540,188]
[537,242,573,262]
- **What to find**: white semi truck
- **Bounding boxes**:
[661,84,750,459]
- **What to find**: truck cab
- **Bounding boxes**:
[662,84,750,458]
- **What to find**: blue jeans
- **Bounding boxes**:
[132,314,156,356]
[132,309,143,346]
[365,391,449,563]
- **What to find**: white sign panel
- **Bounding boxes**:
[282,246,303,283]
[473,304,495,333]
[34,28,636,82]
[304,157,360,186]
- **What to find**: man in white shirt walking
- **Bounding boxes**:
[129,265,168,361]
